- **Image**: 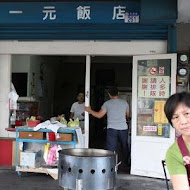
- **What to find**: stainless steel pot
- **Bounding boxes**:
[58,148,117,190]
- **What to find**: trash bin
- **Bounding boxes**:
[58,148,117,190]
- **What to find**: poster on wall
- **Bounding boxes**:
[137,59,171,138]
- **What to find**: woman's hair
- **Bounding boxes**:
[164,92,190,126]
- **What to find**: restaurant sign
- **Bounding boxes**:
[0,1,140,24]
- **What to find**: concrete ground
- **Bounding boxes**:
[117,173,172,190]
[0,168,173,190]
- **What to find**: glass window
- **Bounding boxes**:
[136,59,171,138]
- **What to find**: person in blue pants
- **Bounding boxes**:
[85,87,130,166]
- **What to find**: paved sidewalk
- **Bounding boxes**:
[117,173,172,190]
[0,169,173,190]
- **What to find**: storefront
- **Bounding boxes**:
[0,0,177,178]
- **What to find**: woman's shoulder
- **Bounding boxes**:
[167,137,190,157]
[166,141,179,154]
[166,141,181,163]
[166,140,183,165]
[166,140,186,175]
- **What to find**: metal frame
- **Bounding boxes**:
[15,127,77,175]
[162,160,170,190]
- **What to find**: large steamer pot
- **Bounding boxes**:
[58,148,117,190]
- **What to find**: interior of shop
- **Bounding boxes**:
[11,55,132,149]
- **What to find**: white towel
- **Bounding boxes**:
[33,120,67,133]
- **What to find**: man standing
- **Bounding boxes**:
[85,87,130,166]
[70,92,85,130]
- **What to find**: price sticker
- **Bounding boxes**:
[157,124,163,136]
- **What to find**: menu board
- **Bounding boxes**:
[136,59,171,138]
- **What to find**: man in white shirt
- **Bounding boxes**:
[70,92,85,130]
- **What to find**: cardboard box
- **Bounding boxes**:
[20,150,41,168]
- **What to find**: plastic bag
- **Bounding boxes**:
[46,145,58,165]
[43,143,50,163]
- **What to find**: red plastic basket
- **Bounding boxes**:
[27,120,40,127]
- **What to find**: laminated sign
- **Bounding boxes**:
[138,76,169,98]
[154,101,168,124]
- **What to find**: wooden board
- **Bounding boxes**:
[19,131,44,139]
[56,133,72,141]
[16,166,58,180]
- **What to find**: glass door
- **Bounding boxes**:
[131,54,177,178]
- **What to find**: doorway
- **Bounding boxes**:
[11,55,132,148]
[89,56,132,150]
[11,54,133,173]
